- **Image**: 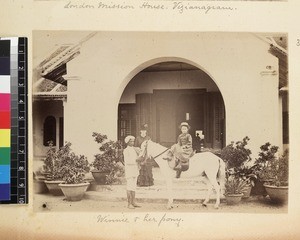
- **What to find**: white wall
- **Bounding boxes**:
[58,32,280,160]
[120,70,219,103]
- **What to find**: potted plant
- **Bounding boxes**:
[221,136,255,198]
[251,142,279,196]
[229,165,257,199]
[58,142,91,201]
[263,149,289,204]
[43,142,64,196]
[224,175,249,205]
[91,132,124,185]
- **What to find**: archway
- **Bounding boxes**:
[118,60,226,150]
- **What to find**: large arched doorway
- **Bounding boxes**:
[118,61,225,150]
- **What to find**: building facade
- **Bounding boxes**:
[33,32,288,167]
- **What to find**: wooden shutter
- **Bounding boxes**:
[135,93,152,136]
[118,104,136,144]
[212,93,225,149]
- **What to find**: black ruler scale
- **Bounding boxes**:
[16,38,28,204]
[0,37,28,204]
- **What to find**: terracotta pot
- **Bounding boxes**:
[264,184,288,204]
[242,185,252,199]
[44,180,64,196]
[225,193,243,205]
[91,170,110,184]
[59,182,90,201]
[34,179,48,194]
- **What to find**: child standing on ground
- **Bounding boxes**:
[123,135,141,209]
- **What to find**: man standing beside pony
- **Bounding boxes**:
[123,135,142,209]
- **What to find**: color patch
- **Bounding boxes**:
[0,148,10,165]
[0,184,10,200]
[0,40,10,57]
[0,37,28,204]
[0,112,10,129]
[0,165,10,183]
[0,129,10,147]
[0,58,10,75]
[0,40,10,76]
[0,76,10,93]
[0,94,10,111]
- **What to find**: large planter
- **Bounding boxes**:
[264,184,288,204]
[251,179,268,196]
[91,170,110,184]
[225,194,243,205]
[59,182,90,201]
[45,180,64,196]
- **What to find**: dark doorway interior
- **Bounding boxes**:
[118,89,225,149]
[176,93,205,141]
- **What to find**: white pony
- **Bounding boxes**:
[140,140,225,209]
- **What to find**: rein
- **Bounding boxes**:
[144,140,169,159]
[153,148,169,159]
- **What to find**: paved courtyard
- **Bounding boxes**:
[34,168,287,213]
[34,192,287,213]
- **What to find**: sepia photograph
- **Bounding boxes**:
[2,0,300,237]
[32,31,288,213]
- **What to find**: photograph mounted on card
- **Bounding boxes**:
[32,31,288,213]
[35,0,288,2]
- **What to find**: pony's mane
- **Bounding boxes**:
[148,140,168,154]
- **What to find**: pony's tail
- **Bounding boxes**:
[217,158,226,196]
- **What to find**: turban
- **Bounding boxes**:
[124,135,135,144]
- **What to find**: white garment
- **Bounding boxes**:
[123,146,139,179]
[126,177,137,191]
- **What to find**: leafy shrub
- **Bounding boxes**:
[255,142,279,165]
[254,142,279,181]
[92,132,124,184]
[265,149,289,186]
[220,136,252,169]
[43,142,90,183]
[221,137,257,189]
[59,142,90,184]
[43,141,63,181]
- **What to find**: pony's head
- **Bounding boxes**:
[140,140,177,169]
[140,139,166,159]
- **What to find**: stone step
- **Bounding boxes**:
[154,177,208,186]
[85,168,225,204]
[89,181,210,192]
[85,191,225,204]
[85,184,225,204]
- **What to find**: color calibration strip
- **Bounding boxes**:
[0,37,28,204]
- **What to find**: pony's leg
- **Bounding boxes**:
[218,160,226,197]
[206,173,221,209]
[202,178,212,207]
[159,159,174,210]
[165,177,173,210]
